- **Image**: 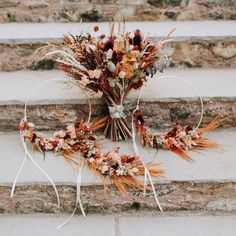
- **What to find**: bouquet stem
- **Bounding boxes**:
[91,93,133,141]
[103,117,132,141]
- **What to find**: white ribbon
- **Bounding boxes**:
[19,119,60,208]
[108,104,126,119]
[132,103,163,212]
[10,151,27,197]
[57,161,85,229]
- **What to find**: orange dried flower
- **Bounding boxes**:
[64,35,74,45]
[118,63,134,80]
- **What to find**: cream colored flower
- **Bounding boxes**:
[101,165,109,173]
[54,130,66,138]
[67,124,76,139]
[45,142,54,150]
[58,139,71,150]
[28,122,35,128]
[106,49,113,59]
[119,71,126,79]
[80,75,90,86]
[89,158,95,163]
[116,169,124,176]
[88,69,101,79]
[132,167,139,173]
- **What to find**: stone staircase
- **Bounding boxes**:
[0,1,236,235]
[0,0,235,22]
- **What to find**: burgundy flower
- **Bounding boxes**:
[93,26,99,32]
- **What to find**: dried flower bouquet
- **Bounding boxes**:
[52,22,173,141]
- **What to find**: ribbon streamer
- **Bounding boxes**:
[57,160,85,229]
[19,119,60,207]
[132,104,163,212]
[10,151,27,197]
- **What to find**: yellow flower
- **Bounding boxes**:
[113,37,125,52]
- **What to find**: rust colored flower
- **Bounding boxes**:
[63,35,74,45]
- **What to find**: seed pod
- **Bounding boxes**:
[107,61,116,72]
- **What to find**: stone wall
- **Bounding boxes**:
[1,37,236,71]
[0,0,235,23]
[1,182,236,214]
[1,98,235,132]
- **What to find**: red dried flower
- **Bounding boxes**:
[133,29,142,50]
[93,26,99,32]
[132,80,143,90]
[103,39,114,51]
[112,51,124,64]
[88,136,96,141]
[100,34,106,39]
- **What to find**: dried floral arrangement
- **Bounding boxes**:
[12,21,224,227]
[47,22,174,141]
[20,119,164,194]
[133,111,223,162]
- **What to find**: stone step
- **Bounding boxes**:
[1,127,235,215]
[1,214,236,236]
[0,21,235,71]
[1,128,235,185]
[0,0,235,23]
[1,181,236,214]
[0,68,235,131]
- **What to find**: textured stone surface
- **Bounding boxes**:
[0,214,116,236]
[1,214,236,236]
[0,0,235,22]
[0,182,236,214]
[0,97,235,131]
[119,215,236,236]
[0,37,236,71]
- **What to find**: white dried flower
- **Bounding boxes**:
[106,49,113,59]
[28,122,35,128]
[132,167,139,173]
[89,158,95,163]
[178,131,186,139]
[116,169,124,176]
[67,124,76,139]
[45,142,54,150]
[54,130,66,138]
[109,79,116,87]
[101,165,109,173]
[119,71,126,79]
[133,62,139,70]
